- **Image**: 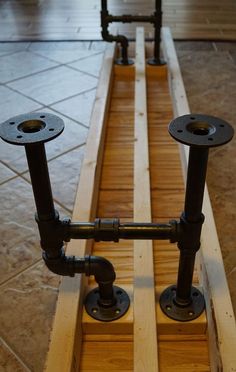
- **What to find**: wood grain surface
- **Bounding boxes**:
[0,0,235,41]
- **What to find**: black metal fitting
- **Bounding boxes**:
[177,212,205,253]
[84,256,130,321]
[43,248,85,277]
[100,0,165,65]
[43,250,130,321]
[67,218,178,243]
[160,114,234,321]
[0,112,130,322]
[36,211,70,258]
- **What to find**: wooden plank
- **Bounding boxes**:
[158,340,210,372]
[82,285,207,336]
[79,339,210,372]
[44,44,116,372]
[162,27,236,372]
[133,27,159,372]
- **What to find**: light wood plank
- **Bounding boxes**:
[44,44,116,372]
[162,27,236,372]
[133,27,159,372]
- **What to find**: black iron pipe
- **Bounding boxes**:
[100,0,163,65]
[101,29,130,65]
[67,220,178,242]
[85,255,116,307]
[43,251,116,307]
[119,222,174,240]
[175,147,209,305]
[106,15,156,23]
[101,0,107,11]
[153,0,162,63]
[184,147,209,222]
[25,144,56,221]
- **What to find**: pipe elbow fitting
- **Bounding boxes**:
[42,249,85,277]
[85,255,116,284]
[101,30,128,48]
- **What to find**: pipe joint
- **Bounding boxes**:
[85,255,116,284]
[35,211,70,257]
[177,212,205,252]
[94,218,119,242]
[42,249,85,277]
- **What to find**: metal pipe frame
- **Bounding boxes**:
[101,0,164,65]
[0,112,234,322]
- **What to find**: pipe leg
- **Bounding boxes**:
[160,114,234,321]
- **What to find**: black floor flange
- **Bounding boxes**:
[147,57,166,66]
[85,285,130,322]
[168,114,234,148]
[115,58,134,66]
[0,112,64,145]
[159,285,205,322]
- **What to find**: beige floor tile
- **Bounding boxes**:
[0,261,60,372]
[177,51,235,98]
[23,145,85,213]
[41,145,85,212]
[0,140,28,174]
[0,162,17,184]
[0,51,58,83]
[35,108,88,157]
[0,42,30,56]
[29,42,101,64]
[69,52,104,77]
[51,89,96,126]
[0,85,42,123]
[177,46,236,314]
[174,41,214,51]
[0,338,29,372]
[0,177,42,284]
[0,176,68,284]
[0,109,88,173]
[8,65,98,105]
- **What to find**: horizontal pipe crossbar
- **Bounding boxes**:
[67,219,178,242]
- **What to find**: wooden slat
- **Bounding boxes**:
[80,339,210,371]
[44,44,116,372]
[133,27,159,372]
[162,27,236,372]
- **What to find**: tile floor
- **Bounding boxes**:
[0,41,106,371]
[0,40,235,371]
[175,41,236,316]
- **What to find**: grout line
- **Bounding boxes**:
[5,83,97,116]
[212,42,218,51]
[0,336,32,372]
[1,84,45,107]
[0,160,25,178]
[0,46,103,90]
[0,161,20,185]
[43,85,97,109]
[0,174,19,186]
[19,167,77,215]
[3,62,61,85]
[30,48,103,66]
[0,258,43,289]
[227,50,235,63]
[22,143,86,172]
[66,63,101,80]
[44,105,90,129]
[1,141,87,186]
